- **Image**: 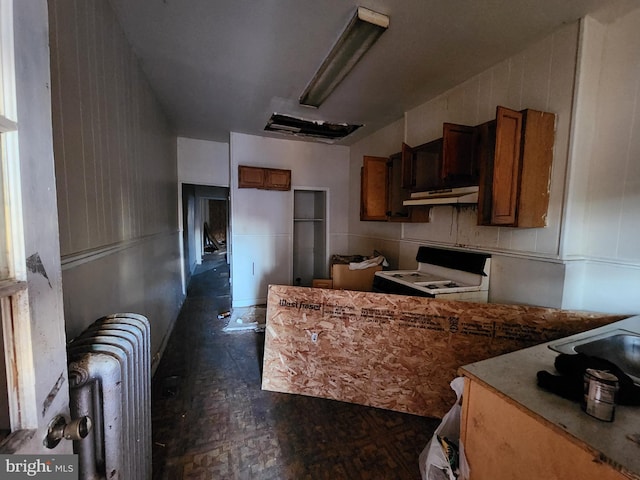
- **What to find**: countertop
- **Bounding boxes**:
[460,315,640,479]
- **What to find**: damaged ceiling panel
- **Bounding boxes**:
[264,113,362,142]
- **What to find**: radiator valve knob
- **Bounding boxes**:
[44,414,93,448]
[65,415,92,440]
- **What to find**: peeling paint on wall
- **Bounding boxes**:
[26,252,52,288]
[42,372,65,418]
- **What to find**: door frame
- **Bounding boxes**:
[0,0,71,453]
[291,186,330,286]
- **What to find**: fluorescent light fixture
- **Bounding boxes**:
[299,7,389,108]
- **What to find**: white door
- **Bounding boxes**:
[0,0,71,454]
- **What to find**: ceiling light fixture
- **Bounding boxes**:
[299,7,389,108]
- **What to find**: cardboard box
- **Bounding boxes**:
[331,264,382,291]
[312,278,333,289]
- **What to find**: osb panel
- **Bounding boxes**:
[262,285,625,418]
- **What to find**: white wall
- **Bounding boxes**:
[177,137,229,186]
[230,133,350,307]
[49,0,184,364]
[560,9,640,314]
[574,12,640,264]
[176,137,230,282]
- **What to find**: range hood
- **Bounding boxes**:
[403,186,478,206]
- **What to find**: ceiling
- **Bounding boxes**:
[108,0,626,145]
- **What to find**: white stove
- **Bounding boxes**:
[373,247,491,302]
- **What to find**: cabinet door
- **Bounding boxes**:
[517,109,555,227]
[476,120,496,225]
[401,142,415,189]
[490,106,522,225]
[413,138,443,191]
[477,107,555,227]
[360,156,389,221]
[442,123,478,186]
[265,168,291,191]
[238,165,265,188]
[388,152,411,221]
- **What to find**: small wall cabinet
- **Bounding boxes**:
[238,165,291,191]
[403,123,478,192]
[442,123,478,186]
[388,150,417,222]
[360,155,429,222]
[477,106,555,227]
[360,156,389,221]
[407,138,441,192]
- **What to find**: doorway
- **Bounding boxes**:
[181,184,230,288]
[293,189,328,286]
[203,199,227,254]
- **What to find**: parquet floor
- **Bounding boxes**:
[151,252,439,479]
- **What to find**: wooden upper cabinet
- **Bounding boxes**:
[442,123,478,186]
[388,152,411,221]
[517,109,556,227]
[476,120,497,225]
[360,156,389,221]
[491,107,523,225]
[238,165,265,188]
[412,138,443,192]
[477,106,555,227]
[238,165,291,191]
[264,168,291,191]
[407,123,478,192]
[360,154,429,223]
[401,142,415,189]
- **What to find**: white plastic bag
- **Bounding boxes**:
[419,377,470,480]
[348,254,389,270]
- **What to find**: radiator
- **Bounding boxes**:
[67,313,151,480]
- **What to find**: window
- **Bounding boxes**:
[0,0,37,438]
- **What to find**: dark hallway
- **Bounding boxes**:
[151,252,439,479]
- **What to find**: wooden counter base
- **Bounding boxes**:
[461,377,630,480]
